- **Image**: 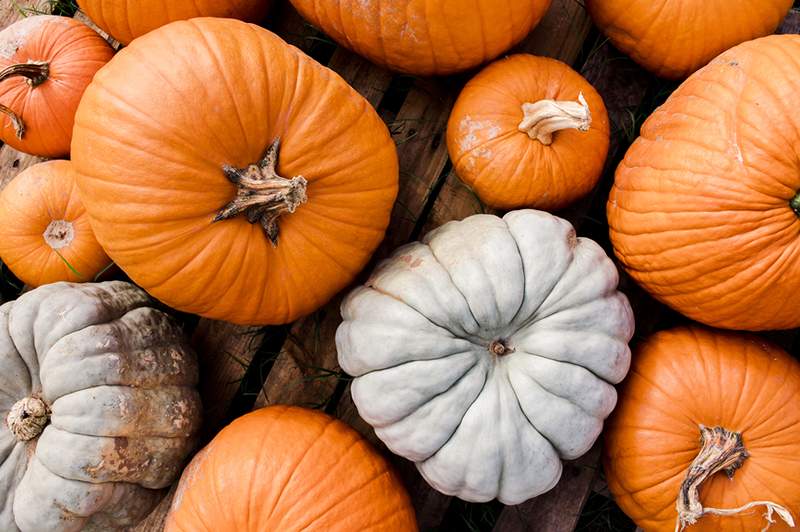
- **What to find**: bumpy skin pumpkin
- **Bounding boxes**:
[71,18,398,325]
[0,160,110,287]
[0,281,202,531]
[447,55,609,210]
[336,210,634,504]
[289,0,552,75]
[605,326,800,531]
[608,35,800,331]
[587,0,792,79]
[0,16,113,157]
[77,0,271,45]
[165,405,417,531]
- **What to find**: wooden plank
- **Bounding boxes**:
[777,8,800,34]
[0,147,42,190]
[493,444,601,532]
[515,0,592,60]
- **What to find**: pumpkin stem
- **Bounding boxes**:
[674,425,795,532]
[0,61,49,140]
[518,92,591,145]
[791,192,800,216]
[6,396,50,441]
[213,137,308,246]
[0,103,24,139]
[43,219,75,250]
[489,339,513,356]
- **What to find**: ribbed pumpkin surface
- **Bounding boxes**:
[165,406,418,531]
[587,0,792,79]
[77,0,271,44]
[288,0,552,75]
[71,18,398,325]
[608,35,800,330]
[605,326,800,531]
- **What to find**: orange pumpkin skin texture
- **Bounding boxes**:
[0,160,110,287]
[0,16,113,157]
[604,326,800,531]
[446,55,609,211]
[607,35,800,331]
[586,0,792,79]
[77,0,271,45]
[71,18,398,325]
[164,406,418,532]
[288,0,552,76]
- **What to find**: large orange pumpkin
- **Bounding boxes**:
[605,326,800,531]
[288,0,552,75]
[608,35,800,331]
[0,16,113,157]
[77,0,271,45]
[447,54,609,210]
[71,18,398,326]
[0,160,110,287]
[165,406,417,531]
[586,0,792,79]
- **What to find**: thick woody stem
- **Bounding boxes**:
[0,61,50,140]
[489,339,513,356]
[518,92,591,146]
[791,192,800,216]
[213,138,308,246]
[674,425,795,532]
[6,396,50,441]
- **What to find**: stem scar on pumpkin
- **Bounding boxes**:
[0,60,50,139]
[674,425,795,532]
[791,191,800,217]
[519,92,591,145]
[213,137,308,246]
[6,395,50,441]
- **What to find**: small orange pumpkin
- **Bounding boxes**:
[288,0,552,75]
[447,55,609,211]
[587,0,793,79]
[71,18,398,325]
[0,16,113,157]
[77,0,271,45]
[165,406,418,531]
[0,160,110,286]
[605,326,800,531]
[608,35,800,331]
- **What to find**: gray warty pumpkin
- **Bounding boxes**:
[0,281,202,531]
[337,209,635,504]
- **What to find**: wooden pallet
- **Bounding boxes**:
[1,2,799,531]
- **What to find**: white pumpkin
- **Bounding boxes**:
[0,281,202,531]
[336,209,634,504]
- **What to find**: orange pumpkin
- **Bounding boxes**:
[0,16,113,157]
[587,0,792,79]
[608,35,800,331]
[77,0,271,45]
[604,326,800,531]
[0,160,110,287]
[447,55,609,211]
[288,0,552,75]
[71,18,398,326]
[165,406,417,531]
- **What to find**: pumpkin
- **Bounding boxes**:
[288,0,552,75]
[71,18,398,326]
[0,160,110,287]
[164,405,417,531]
[604,326,800,531]
[447,54,609,211]
[586,0,792,79]
[0,16,113,157]
[607,35,800,331]
[336,209,634,504]
[0,281,202,531]
[77,0,271,45]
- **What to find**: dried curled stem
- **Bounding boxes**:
[213,138,307,246]
[675,425,795,532]
[518,92,591,146]
[0,60,50,140]
[6,396,50,441]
